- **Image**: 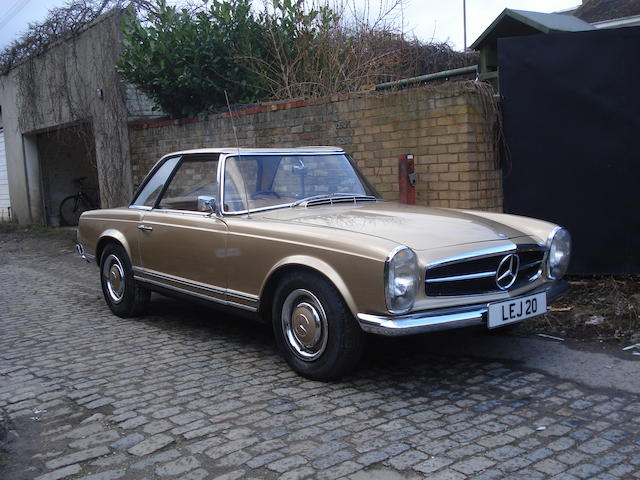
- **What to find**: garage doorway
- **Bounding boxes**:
[38,123,99,226]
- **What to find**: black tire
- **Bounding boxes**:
[272,271,365,381]
[59,195,91,226]
[100,243,150,318]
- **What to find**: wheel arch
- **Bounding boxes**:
[259,256,358,322]
[96,229,133,264]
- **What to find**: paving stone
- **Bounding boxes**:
[130,449,182,470]
[246,451,286,469]
[128,433,174,456]
[205,437,259,460]
[45,446,110,470]
[69,430,120,449]
[90,454,129,467]
[110,433,145,450]
[317,460,362,480]
[119,416,148,429]
[212,470,246,480]
[267,455,307,473]
[34,464,82,480]
[143,420,173,434]
[387,449,430,469]
[312,449,356,469]
[534,458,568,475]
[155,455,201,476]
[215,449,252,467]
[77,469,126,480]
[278,466,317,480]
[413,456,454,474]
[450,456,496,475]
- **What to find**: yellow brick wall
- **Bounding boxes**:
[129,82,503,211]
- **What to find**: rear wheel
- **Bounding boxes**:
[100,243,150,317]
[272,271,365,381]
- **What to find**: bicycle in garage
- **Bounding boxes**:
[59,176,99,226]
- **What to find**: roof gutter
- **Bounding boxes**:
[375,65,478,91]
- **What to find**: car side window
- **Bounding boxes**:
[157,154,220,212]
[131,156,181,207]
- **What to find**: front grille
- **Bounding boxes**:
[425,247,546,297]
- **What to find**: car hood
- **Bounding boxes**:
[260,201,534,251]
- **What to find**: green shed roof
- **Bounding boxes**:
[471,8,595,50]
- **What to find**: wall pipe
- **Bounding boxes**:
[375,65,478,91]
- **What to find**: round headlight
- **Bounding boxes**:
[547,227,571,280]
[385,246,419,314]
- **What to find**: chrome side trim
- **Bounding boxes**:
[132,267,258,312]
[357,280,568,336]
[227,290,260,303]
[133,267,226,296]
[134,276,257,312]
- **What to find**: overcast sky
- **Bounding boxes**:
[0,0,581,51]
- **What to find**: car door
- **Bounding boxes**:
[136,154,228,304]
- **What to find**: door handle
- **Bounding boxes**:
[137,225,153,232]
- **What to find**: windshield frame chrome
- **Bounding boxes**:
[219,152,377,216]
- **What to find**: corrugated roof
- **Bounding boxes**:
[471,8,595,50]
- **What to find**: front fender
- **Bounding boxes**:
[262,255,359,317]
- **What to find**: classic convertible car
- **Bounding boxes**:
[76,147,570,380]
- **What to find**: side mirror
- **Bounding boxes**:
[197,195,219,215]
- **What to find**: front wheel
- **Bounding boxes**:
[272,272,365,381]
[100,243,150,317]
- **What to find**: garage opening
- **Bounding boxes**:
[38,123,99,226]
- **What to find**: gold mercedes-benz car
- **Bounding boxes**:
[76,147,570,380]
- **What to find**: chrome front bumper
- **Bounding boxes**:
[357,280,568,336]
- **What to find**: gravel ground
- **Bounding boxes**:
[513,276,640,342]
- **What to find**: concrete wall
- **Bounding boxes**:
[0,126,10,220]
[129,83,502,211]
[0,11,133,225]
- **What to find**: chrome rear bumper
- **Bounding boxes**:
[75,243,95,263]
[357,280,568,336]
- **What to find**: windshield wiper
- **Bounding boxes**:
[291,193,376,207]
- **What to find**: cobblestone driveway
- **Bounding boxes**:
[1,233,639,480]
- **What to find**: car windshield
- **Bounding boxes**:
[223,154,378,213]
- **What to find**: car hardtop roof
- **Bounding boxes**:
[165,146,345,157]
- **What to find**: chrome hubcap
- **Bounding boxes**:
[103,254,125,304]
[282,289,328,361]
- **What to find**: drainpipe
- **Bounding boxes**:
[375,65,478,91]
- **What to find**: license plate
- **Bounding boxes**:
[488,292,547,329]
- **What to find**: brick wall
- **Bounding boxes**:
[128,82,502,211]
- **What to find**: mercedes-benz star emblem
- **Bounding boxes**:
[495,254,520,290]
